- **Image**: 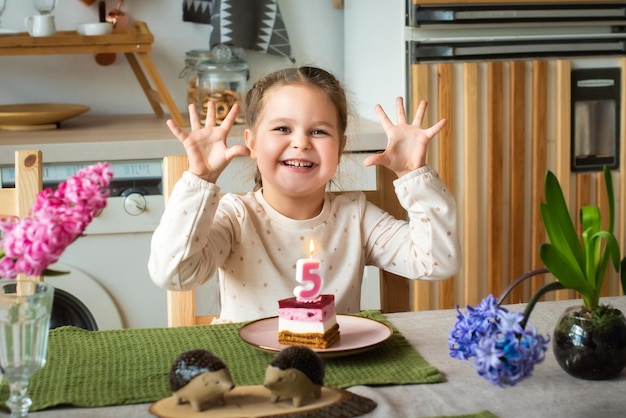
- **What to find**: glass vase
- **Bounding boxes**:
[553,304,626,380]
[0,280,54,417]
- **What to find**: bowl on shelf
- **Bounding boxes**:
[77,22,113,36]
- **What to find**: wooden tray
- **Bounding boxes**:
[148,385,376,418]
[0,22,153,55]
[0,103,90,130]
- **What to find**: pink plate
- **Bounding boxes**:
[238,315,392,358]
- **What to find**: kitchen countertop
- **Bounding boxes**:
[0,114,387,165]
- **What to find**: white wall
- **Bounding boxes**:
[343,0,405,121]
[0,0,344,115]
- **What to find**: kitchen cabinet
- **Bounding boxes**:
[0,21,185,127]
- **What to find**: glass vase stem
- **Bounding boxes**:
[6,381,32,418]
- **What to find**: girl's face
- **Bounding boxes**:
[244,84,344,216]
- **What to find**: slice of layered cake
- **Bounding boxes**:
[277,294,340,349]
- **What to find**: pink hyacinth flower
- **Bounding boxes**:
[0,163,112,278]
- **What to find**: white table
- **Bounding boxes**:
[23,297,626,418]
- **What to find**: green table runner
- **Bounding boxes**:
[0,311,443,411]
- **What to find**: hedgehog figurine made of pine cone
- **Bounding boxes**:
[263,346,325,407]
[169,349,235,412]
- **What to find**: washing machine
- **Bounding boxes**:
[45,263,123,330]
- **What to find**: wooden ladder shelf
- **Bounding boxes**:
[0,21,185,127]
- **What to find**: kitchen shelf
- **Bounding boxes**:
[0,21,185,127]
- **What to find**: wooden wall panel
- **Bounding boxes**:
[530,60,548,296]
[508,61,526,303]
[404,57,625,310]
[410,64,433,311]
[438,63,455,309]
[555,60,575,300]
[463,63,480,306]
[487,62,504,298]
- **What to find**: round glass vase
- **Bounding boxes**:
[553,304,626,380]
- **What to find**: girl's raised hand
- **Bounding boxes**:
[166,102,250,183]
[363,98,446,178]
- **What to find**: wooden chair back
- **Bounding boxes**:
[0,150,44,282]
[163,155,405,327]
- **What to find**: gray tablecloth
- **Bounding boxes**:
[21,296,626,418]
[350,296,626,418]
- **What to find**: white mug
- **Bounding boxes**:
[25,14,56,37]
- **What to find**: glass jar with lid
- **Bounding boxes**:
[180,49,213,108]
[196,44,249,125]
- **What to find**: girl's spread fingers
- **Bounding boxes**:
[374,104,393,130]
[425,118,447,138]
[219,103,240,131]
[395,97,408,125]
[166,119,184,140]
[188,103,203,130]
[203,101,216,127]
[224,144,251,162]
[412,100,427,126]
[363,152,388,168]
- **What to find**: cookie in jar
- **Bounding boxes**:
[196,44,248,125]
[180,49,213,109]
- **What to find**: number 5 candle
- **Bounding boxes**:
[294,239,323,301]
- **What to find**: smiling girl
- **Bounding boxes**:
[149,66,461,322]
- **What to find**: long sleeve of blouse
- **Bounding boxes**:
[148,165,461,321]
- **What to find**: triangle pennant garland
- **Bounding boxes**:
[182,0,213,24]
[183,0,293,61]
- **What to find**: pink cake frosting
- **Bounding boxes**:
[277,294,338,335]
[278,302,336,322]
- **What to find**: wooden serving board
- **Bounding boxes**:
[149,385,376,418]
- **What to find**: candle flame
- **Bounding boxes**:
[309,239,315,257]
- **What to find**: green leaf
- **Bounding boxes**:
[621,257,626,296]
[581,226,598,288]
[522,281,565,328]
[538,166,624,309]
[603,165,615,233]
[580,206,601,237]
[586,230,621,305]
[590,230,622,272]
[43,269,70,276]
[580,206,602,284]
[540,243,592,295]
[540,203,582,271]
[542,171,585,267]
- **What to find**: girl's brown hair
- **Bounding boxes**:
[244,66,349,190]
